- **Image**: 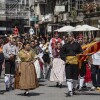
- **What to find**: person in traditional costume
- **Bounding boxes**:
[31,40,42,79]
[60,33,83,96]
[13,26,19,36]
[3,36,17,91]
[61,35,68,45]
[0,40,4,94]
[90,51,100,91]
[14,41,23,89]
[0,40,4,77]
[50,42,66,88]
[79,38,100,91]
[49,32,62,58]
[18,42,38,96]
[39,39,50,79]
[78,40,88,91]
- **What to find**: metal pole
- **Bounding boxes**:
[29,0,31,27]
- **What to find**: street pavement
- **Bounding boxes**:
[0,77,100,100]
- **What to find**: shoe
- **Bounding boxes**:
[78,88,83,91]
[73,88,77,95]
[24,92,30,96]
[76,85,79,90]
[82,86,87,89]
[56,82,59,87]
[6,88,10,92]
[66,91,73,97]
[59,84,62,88]
[10,86,14,90]
[91,86,96,91]
[97,87,100,90]
[0,91,4,95]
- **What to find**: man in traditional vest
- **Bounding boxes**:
[60,33,83,97]
[49,32,62,58]
[3,36,17,91]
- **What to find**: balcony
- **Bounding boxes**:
[84,11,100,18]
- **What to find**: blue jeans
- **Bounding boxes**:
[91,64,100,87]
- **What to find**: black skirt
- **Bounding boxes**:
[42,53,50,64]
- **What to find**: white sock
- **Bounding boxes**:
[59,81,62,84]
[79,77,84,88]
[5,75,10,88]
[67,79,73,91]
[10,75,14,87]
[73,80,78,89]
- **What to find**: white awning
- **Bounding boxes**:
[73,24,100,31]
[55,26,75,32]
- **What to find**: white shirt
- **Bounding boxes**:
[3,42,17,60]
[92,51,100,65]
[29,28,34,35]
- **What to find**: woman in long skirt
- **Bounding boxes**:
[18,42,39,96]
[50,42,66,88]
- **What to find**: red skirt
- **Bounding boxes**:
[85,64,92,82]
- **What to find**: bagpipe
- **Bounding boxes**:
[66,41,100,68]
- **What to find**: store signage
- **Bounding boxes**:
[30,16,38,22]
[55,6,65,12]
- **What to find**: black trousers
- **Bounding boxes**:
[5,60,16,75]
[65,64,79,80]
[80,61,87,77]
[91,64,100,87]
[0,63,2,76]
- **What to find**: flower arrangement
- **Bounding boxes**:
[83,2,99,12]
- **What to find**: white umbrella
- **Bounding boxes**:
[73,24,100,32]
[55,26,75,32]
[75,25,82,28]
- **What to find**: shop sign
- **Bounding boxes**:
[55,6,65,12]
[30,16,38,22]
[47,25,52,32]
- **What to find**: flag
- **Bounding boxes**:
[78,41,100,62]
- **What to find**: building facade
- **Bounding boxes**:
[0,0,31,34]
[30,0,100,35]
[0,0,6,33]
[0,0,100,34]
